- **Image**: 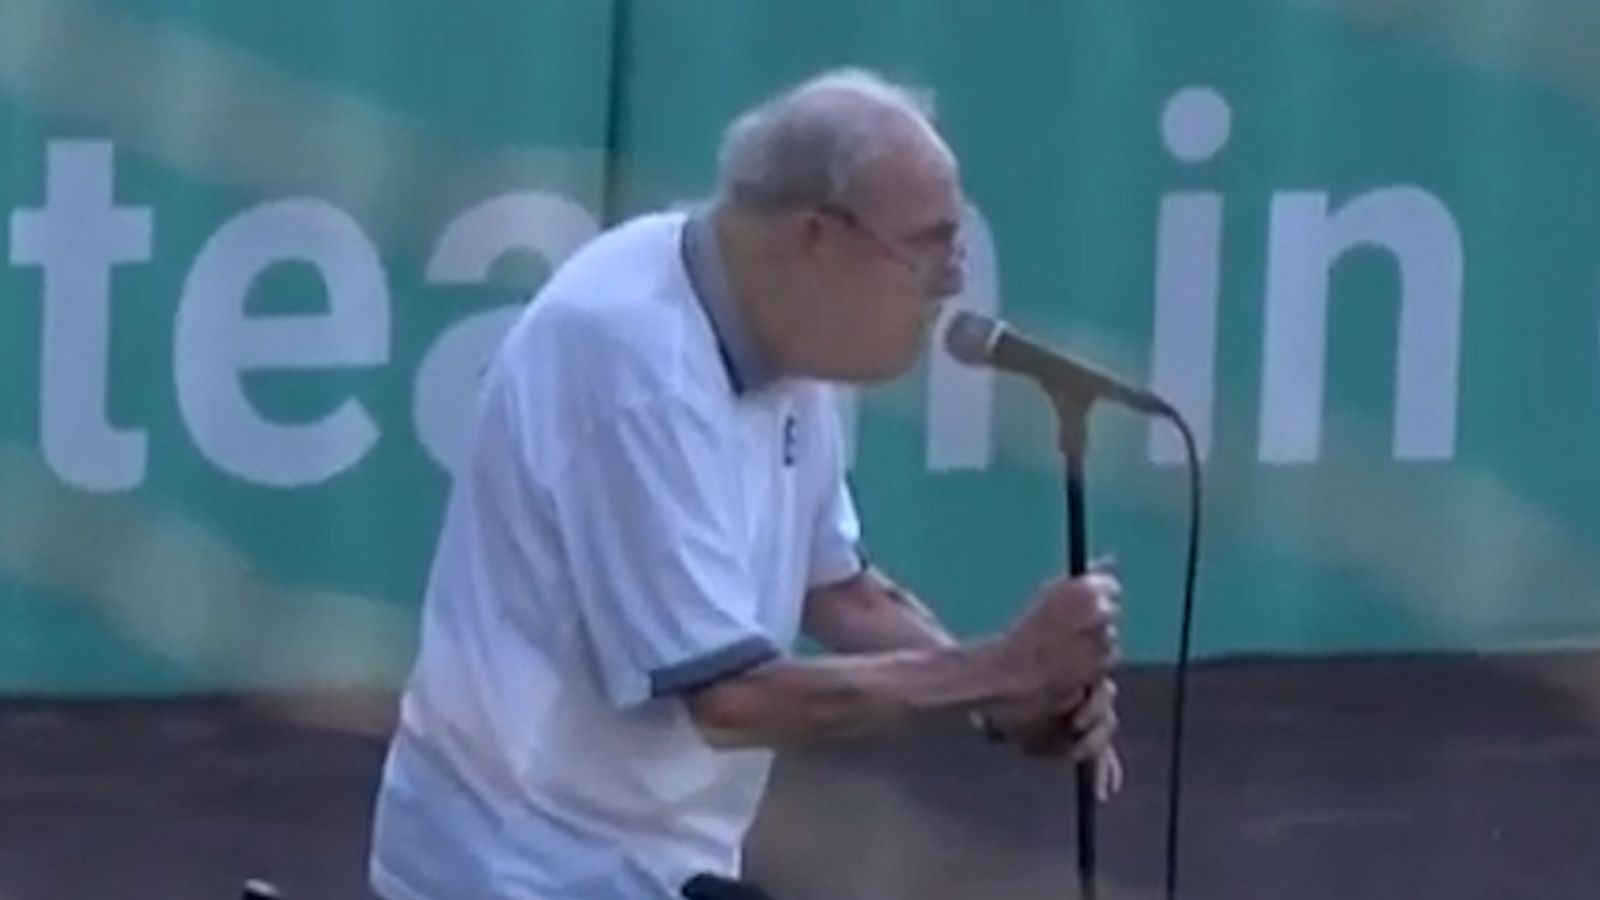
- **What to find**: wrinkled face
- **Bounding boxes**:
[787,129,967,382]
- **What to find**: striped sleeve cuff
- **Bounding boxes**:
[648,635,780,697]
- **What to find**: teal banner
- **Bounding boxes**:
[4,0,1599,693]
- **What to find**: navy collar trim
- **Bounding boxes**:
[680,207,774,395]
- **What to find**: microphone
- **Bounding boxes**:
[943,309,1172,416]
[944,315,1205,900]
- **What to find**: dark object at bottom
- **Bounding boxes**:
[242,878,281,899]
[681,872,776,900]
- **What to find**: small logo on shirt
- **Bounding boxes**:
[782,415,798,467]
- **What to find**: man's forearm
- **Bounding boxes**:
[681,569,1001,750]
[688,566,1121,751]
[801,567,955,654]
[684,640,1013,749]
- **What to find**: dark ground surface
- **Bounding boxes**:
[3,650,1597,900]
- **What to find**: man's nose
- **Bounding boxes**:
[929,257,967,300]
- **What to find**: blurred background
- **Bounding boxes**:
[2,1,1598,898]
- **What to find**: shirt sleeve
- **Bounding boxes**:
[807,475,866,588]
[549,394,779,711]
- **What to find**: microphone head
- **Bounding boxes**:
[942,309,1003,367]
[941,308,1176,417]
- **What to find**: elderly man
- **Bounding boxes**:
[368,68,1122,900]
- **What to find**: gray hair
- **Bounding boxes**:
[713,68,941,212]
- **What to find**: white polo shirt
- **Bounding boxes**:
[369,208,865,900]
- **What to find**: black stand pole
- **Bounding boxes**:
[1052,390,1097,900]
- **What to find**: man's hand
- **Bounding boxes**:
[986,679,1125,801]
[984,572,1120,719]
[1001,678,1118,759]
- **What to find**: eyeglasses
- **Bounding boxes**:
[817,202,966,298]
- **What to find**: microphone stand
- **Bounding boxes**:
[1051,387,1098,900]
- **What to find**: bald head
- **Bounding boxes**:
[714,68,956,214]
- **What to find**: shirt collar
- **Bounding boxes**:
[680,206,775,395]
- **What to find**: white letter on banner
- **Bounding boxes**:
[11,140,153,491]
[416,192,597,475]
[175,199,390,487]
[1260,187,1462,463]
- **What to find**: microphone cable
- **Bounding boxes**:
[1152,404,1204,900]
